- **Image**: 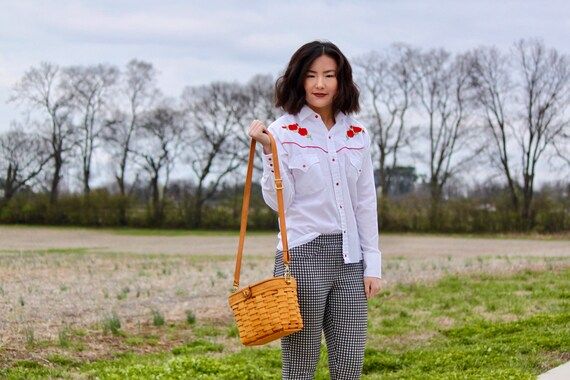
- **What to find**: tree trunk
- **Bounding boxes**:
[191,187,204,228]
[115,150,129,225]
[379,149,389,197]
[83,148,91,195]
[117,149,128,196]
[3,164,16,202]
[83,166,91,195]
[50,154,62,204]
[521,173,534,230]
[150,173,162,225]
[429,180,443,231]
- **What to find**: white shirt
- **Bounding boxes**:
[261,105,382,278]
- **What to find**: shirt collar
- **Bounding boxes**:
[298,104,348,125]
[298,104,316,121]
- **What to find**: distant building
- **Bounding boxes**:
[376,166,418,197]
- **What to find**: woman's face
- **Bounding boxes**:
[303,54,338,113]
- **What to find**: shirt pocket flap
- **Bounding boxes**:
[347,152,363,171]
[289,154,320,172]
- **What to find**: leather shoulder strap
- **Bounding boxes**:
[232,132,289,290]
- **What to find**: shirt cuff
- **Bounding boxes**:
[363,250,382,278]
[262,152,275,177]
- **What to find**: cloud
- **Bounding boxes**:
[1,0,568,130]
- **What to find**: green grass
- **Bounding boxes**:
[2,267,568,379]
[368,267,569,340]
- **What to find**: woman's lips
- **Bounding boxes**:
[313,93,327,98]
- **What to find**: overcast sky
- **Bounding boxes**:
[1,0,568,185]
[2,0,569,128]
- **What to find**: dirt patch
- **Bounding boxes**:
[1,225,569,257]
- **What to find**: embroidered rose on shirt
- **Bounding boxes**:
[281,123,311,139]
[346,125,364,139]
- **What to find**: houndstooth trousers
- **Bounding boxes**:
[273,233,368,380]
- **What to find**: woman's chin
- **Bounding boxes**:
[307,99,332,110]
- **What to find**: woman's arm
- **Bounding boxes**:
[354,133,382,279]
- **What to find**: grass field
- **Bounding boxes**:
[0,226,568,379]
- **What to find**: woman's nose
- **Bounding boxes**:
[316,76,325,88]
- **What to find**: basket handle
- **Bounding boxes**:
[232,132,289,291]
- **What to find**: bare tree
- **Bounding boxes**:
[470,39,570,228]
[244,74,280,123]
[181,82,243,228]
[515,39,569,226]
[0,125,50,203]
[63,64,119,195]
[468,46,520,211]
[133,102,185,224]
[354,44,417,197]
[233,74,280,172]
[553,137,570,169]
[411,49,476,227]
[9,62,75,204]
[104,59,159,197]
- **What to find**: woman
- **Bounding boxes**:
[248,40,382,379]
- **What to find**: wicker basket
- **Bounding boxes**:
[228,277,303,345]
[229,133,303,346]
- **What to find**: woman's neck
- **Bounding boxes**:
[308,105,335,129]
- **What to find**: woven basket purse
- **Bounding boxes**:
[228,132,303,346]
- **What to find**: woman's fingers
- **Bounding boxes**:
[248,119,270,146]
[248,120,265,134]
[364,277,381,300]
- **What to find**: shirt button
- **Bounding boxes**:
[314,115,318,118]
[269,163,273,167]
[336,182,339,186]
[302,164,306,168]
[339,205,343,209]
[328,136,331,139]
[332,158,335,162]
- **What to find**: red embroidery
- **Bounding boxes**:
[346,125,364,139]
[281,123,311,138]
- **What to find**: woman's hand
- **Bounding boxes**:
[364,277,382,300]
[248,120,271,154]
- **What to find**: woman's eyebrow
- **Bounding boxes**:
[307,69,336,73]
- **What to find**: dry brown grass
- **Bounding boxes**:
[0,226,568,367]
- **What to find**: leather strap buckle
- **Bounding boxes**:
[284,263,292,284]
[274,178,283,190]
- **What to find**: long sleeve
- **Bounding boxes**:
[260,129,296,212]
[355,135,382,278]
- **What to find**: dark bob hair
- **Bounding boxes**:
[275,40,360,115]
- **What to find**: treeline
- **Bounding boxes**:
[1,38,569,232]
[1,181,568,233]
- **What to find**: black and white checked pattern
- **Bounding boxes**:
[273,233,367,380]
